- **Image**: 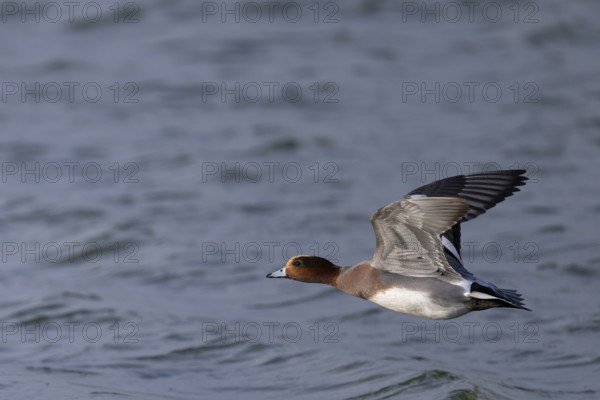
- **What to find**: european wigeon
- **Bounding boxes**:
[267,169,531,320]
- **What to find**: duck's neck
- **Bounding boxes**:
[320,266,342,286]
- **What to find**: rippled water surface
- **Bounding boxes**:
[1,0,599,398]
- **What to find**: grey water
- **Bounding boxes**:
[0,0,599,398]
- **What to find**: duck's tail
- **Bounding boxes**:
[467,282,531,311]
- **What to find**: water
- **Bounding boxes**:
[0,0,599,398]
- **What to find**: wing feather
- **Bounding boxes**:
[406,170,528,222]
[370,197,469,281]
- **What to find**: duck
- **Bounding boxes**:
[267,169,531,320]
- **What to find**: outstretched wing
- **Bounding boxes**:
[370,197,469,281]
[406,169,528,222]
[405,170,528,255]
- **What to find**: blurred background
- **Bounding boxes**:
[1,0,599,398]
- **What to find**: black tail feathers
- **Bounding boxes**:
[468,282,531,311]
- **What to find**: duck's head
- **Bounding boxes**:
[266,255,340,285]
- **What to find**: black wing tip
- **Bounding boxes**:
[467,168,526,176]
[403,168,529,222]
[407,168,529,195]
[500,169,528,185]
[467,169,528,182]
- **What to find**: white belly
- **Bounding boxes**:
[368,287,468,320]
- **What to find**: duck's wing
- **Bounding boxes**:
[370,197,469,281]
[405,169,528,257]
[405,169,528,222]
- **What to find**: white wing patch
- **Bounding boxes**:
[440,235,462,263]
[470,291,500,300]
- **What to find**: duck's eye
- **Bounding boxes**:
[292,260,302,267]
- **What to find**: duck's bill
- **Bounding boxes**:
[266,267,287,278]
